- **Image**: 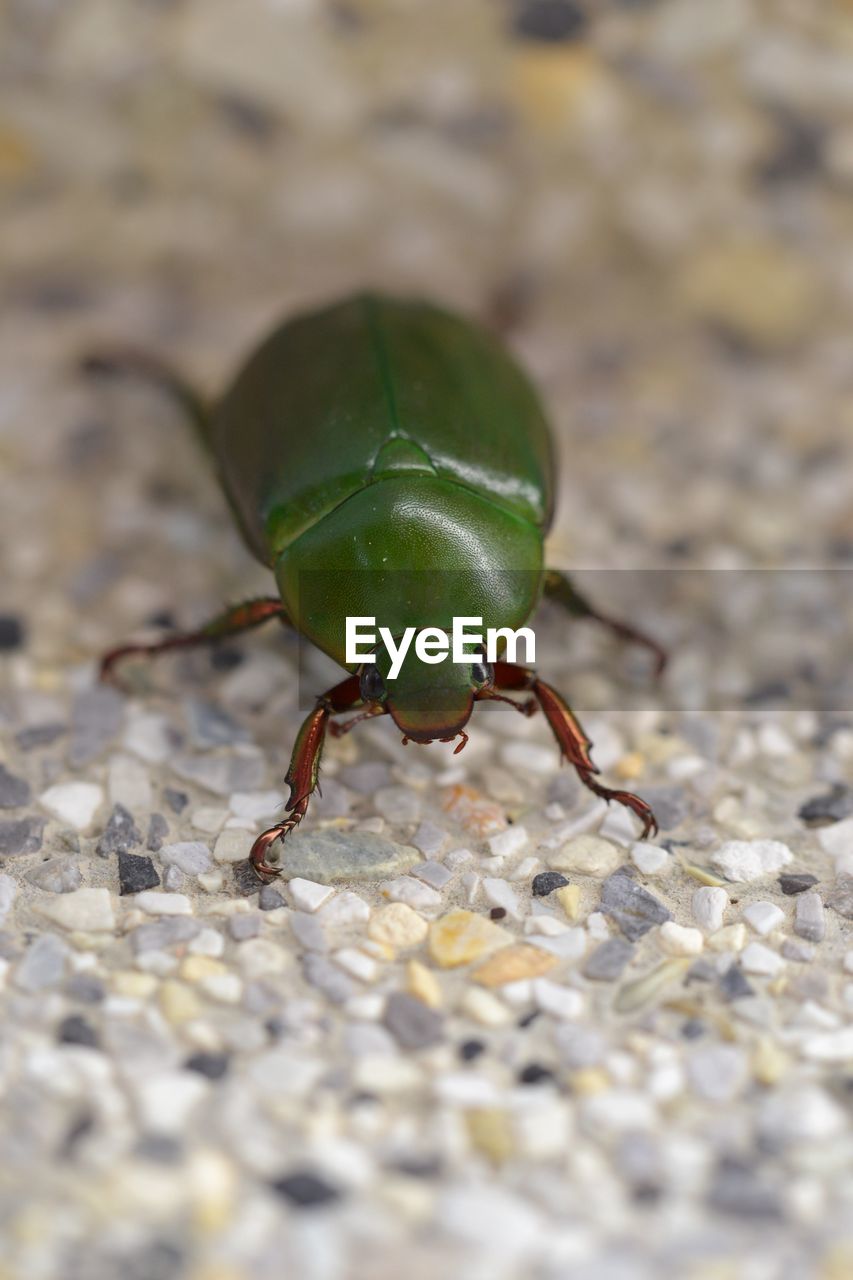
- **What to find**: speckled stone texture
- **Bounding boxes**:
[2,4,853,1280]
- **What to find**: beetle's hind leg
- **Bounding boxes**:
[100,598,288,687]
[492,662,659,839]
[543,570,668,678]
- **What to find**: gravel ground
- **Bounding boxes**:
[2,4,853,1279]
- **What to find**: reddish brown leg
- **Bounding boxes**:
[100,598,288,686]
[493,662,659,838]
[250,675,375,880]
[543,570,668,678]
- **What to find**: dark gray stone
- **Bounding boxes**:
[532,871,570,897]
[0,816,45,857]
[718,963,754,1002]
[96,804,142,856]
[68,685,124,767]
[583,937,634,981]
[58,1014,99,1048]
[16,722,65,752]
[799,784,853,825]
[0,764,30,808]
[707,1157,782,1220]
[258,884,285,911]
[164,789,188,814]
[271,1170,341,1208]
[779,872,819,896]
[599,868,672,940]
[383,993,444,1050]
[118,850,161,896]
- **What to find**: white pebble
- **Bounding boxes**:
[191,807,228,833]
[334,948,379,983]
[188,928,225,957]
[801,1027,853,1063]
[658,922,703,957]
[500,741,557,775]
[843,951,853,974]
[711,839,792,882]
[630,841,670,875]
[509,856,542,881]
[39,782,103,830]
[482,877,522,919]
[0,875,17,922]
[692,886,728,932]
[487,826,528,859]
[38,887,115,932]
[532,978,584,1020]
[548,834,621,877]
[134,892,193,916]
[816,818,853,859]
[524,915,569,937]
[381,877,442,912]
[743,900,785,936]
[586,912,611,940]
[318,891,370,928]
[288,878,335,913]
[213,830,252,864]
[108,755,151,811]
[599,805,645,844]
[742,942,785,976]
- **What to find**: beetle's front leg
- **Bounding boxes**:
[250,675,369,880]
[493,662,659,839]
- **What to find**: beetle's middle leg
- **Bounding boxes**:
[491,662,659,838]
[543,570,667,677]
[250,675,378,880]
[100,598,289,685]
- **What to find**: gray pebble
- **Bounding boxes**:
[554,1024,606,1068]
[95,803,142,856]
[162,865,184,891]
[412,859,452,889]
[634,785,690,830]
[0,816,45,857]
[15,933,68,991]
[26,856,82,894]
[290,912,328,952]
[383,992,444,1050]
[706,1157,782,1220]
[258,885,285,911]
[228,914,261,941]
[0,764,30,809]
[302,953,356,1003]
[64,973,105,1004]
[798,784,853,825]
[782,938,815,962]
[718,963,754,1002]
[374,785,422,825]
[599,868,672,941]
[130,918,200,953]
[164,789,188,814]
[309,778,354,821]
[146,813,169,852]
[583,938,634,981]
[186,698,248,749]
[794,891,825,942]
[172,751,265,797]
[67,685,123,768]
[159,842,212,875]
[269,828,419,885]
[779,873,818,896]
[15,723,65,752]
[411,820,449,858]
[827,874,853,919]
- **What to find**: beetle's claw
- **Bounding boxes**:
[249,816,305,881]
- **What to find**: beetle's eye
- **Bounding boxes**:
[360,664,387,703]
[471,660,493,689]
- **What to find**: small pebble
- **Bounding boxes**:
[798,784,853,825]
[37,888,115,932]
[412,860,453,889]
[692,886,728,932]
[428,910,510,968]
[584,938,634,981]
[368,903,428,949]
[0,614,25,650]
[742,942,785,976]
[711,839,793,882]
[658,922,703,957]
[815,818,853,859]
[39,782,103,830]
[0,764,31,809]
[471,943,556,986]
[258,885,285,911]
[532,871,569,897]
[743,901,785,936]
[287,877,334,912]
[482,877,522,919]
[0,816,45,858]
[272,829,419,883]
[26,856,82,894]
[630,841,670,875]
[486,825,529,859]
[160,842,212,875]
[95,803,142,856]
[117,850,161,895]
[271,1170,341,1209]
[146,813,169,852]
[15,933,68,990]
[134,892,192,916]
[794,892,825,942]
[383,992,444,1049]
[599,869,672,940]
[548,834,621,878]
[779,873,818,896]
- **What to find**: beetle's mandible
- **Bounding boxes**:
[88,293,666,878]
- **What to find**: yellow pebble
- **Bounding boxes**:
[112,970,158,999]
[405,959,442,1009]
[512,47,604,131]
[180,955,226,982]
[428,909,510,968]
[556,884,581,920]
[471,943,556,987]
[615,752,645,781]
[369,902,428,949]
[459,986,512,1027]
[465,1108,514,1165]
[571,1068,609,1095]
[752,1037,789,1086]
[159,979,202,1024]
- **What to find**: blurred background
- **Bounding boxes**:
[2,3,853,1279]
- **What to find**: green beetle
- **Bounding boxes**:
[91,293,665,878]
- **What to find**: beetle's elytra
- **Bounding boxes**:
[91,293,665,878]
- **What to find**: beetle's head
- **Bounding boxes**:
[359,640,493,751]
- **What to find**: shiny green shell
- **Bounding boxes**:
[208,293,554,666]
